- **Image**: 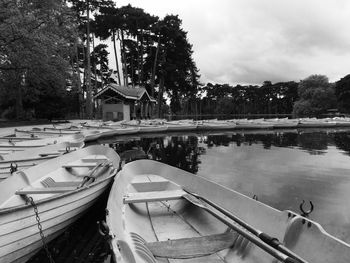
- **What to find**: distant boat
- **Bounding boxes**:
[0,134,84,149]
[0,141,85,180]
[0,145,120,263]
[14,128,81,138]
[123,120,167,133]
[165,120,198,131]
[105,159,350,263]
[197,120,237,130]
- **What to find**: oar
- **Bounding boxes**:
[0,163,37,169]
[182,193,305,263]
[78,161,110,188]
[184,191,307,263]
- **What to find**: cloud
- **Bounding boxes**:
[111,0,350,85]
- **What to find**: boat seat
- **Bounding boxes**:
[63,162,99,168]
[123,189,185,204]
[41,177,81,188]
[81,155,108,163]
[38,152,62,157]
[145,232,237,259]
[131,176,170,192]
[63,155,108,169]
[15,186,77,195]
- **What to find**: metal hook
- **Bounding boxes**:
[97,220,110,238]
[299,200,314,217]
[10,163,18,174]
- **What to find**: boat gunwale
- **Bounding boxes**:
[0,172,116,215]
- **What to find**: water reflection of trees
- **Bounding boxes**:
[104,131,350,170]
[297,132,328,155]
[108,136,203,174]
[333,133,350,156]
[202,131,347,156]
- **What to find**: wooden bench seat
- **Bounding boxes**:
[123,189,185,204]
[41,177,81,188]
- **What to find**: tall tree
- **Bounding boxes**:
[155,15,200,115]
[335,74,350,113]
[94,6,123,85]
[68,0,115,117]
[90,43,109,91]
[293,75,336,117]
[0,0,78,119]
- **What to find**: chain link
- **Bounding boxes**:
[26,196,55,263]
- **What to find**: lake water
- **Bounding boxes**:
[30,129,350,262]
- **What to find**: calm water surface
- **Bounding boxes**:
[30,129,350,262]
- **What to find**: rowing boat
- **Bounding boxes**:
[0,134,84,149]
[122,121,167,133]
[165,120,198,132]
[14,128,81,137]
[197,120,237,130]
[0,141,85,180]
[105,160,350,263]
[0,145,120,263]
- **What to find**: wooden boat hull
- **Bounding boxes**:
[106,160,350,263]
[0,145,120,263]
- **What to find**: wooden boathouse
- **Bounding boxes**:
[94,84,156,121]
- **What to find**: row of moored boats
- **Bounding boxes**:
[0,119,350,262]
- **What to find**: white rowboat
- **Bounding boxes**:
[0,145,120,263]
[106,160,350,263]
[0,141,85,180]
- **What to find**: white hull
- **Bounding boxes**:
[0,134,84,148]
[107,160,350,263]
[138,126,168,133]
[0,142,85,180]
[0,145,120,263]
[0,181,109,263]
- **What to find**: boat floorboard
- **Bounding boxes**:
[146,232,237,259]
[146,201,226,262]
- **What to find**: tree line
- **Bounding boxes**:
[1,0,349,120]
[191,74,350,119]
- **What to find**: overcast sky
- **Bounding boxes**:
[108,0,350,85]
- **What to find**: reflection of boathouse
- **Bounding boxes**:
[94,84,156,121]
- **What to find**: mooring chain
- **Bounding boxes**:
[26,196,56,263]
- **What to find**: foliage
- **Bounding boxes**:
[197,81,298,117]
[94,7,200,115]
[90,43,110,90]
[0,0,78,119]
[293,75,336,117]
[335,74,350,113]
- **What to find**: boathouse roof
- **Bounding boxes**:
[94,84,156,102]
